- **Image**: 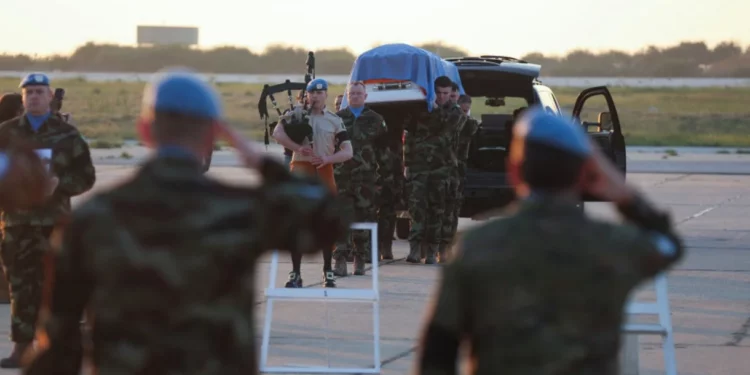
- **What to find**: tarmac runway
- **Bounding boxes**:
[0,150,747,374]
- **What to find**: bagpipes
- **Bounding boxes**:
[258,51,316,148]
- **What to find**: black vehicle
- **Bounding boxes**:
[359,55,627,239]
[446,56,627,220]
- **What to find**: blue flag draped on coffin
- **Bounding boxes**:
[340,43,465,111]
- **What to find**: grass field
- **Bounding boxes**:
[2,77,750,148]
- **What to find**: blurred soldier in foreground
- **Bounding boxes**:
[0,73,95,368]
[0,145,58,212]
[273,78,353,288]
[415,108,684,375]
[0,93,23,123]
[403,76,466,264]
[333,81,393,276]
[22,69,348,375]
[446,95,480,261]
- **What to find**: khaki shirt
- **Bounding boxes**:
[290,109,350,163]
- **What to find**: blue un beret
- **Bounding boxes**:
[19,73,50,88]
[306,78,328,92]
[514,107,592,158]
[141,68,223,120]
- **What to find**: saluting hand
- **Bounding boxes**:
[582,143,634,204]
[215,122,262,169]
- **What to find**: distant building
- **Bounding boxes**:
[136,26,199,47]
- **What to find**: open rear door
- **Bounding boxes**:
[572,86,627,202]
[572,86,627,174]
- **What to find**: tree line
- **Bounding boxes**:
[1,40,749,77]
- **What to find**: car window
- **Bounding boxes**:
[470,96,530,117]
[536,90,561,115]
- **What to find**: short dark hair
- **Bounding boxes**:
[458,95,471,104]
[152,111,214,143]
[0,93,23,123]
[450,82,459,92]
[434,76,452,89]
[521,141,586,191]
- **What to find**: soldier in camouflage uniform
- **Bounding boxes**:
[0,73,95,369]
[333,81,394,276]
[404,76,466,264]
[437,84,466,262]
[446,94,480,261]
[416,108,685,375]
[23,70,348,375]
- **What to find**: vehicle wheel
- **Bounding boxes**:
[396,218,410,240]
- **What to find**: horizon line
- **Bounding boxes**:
[2,38,748,60]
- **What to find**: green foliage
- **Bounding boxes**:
[1,78,749,147]
[2,40,750,76]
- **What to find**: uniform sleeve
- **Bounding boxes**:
[55,133,96,197]
[334,116,351,148]
[258,158,351,253]
[616,194,685,279]
[23,215,92,375]
[416,245,466,375]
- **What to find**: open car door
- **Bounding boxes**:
[572,86,627,201]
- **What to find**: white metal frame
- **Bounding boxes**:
[621,273,677,375]
[260,222,381,374]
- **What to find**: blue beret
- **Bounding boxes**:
[142,68,223,120]
[19,73,50,88]
[306,78,328,92]
[515,107,592,157]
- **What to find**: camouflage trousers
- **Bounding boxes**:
[452,169,467,235]
[407,171,448,245]
[440,170,461,248]
[334,181,379,260]
[376,187,398,256]
[0,225,53,343]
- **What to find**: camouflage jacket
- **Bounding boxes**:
[457,117,480,166]
[418,194,685,375]
[0,114,95,226]
[23,154,350,375]
[334,107,394,188]
[403,102,467,173]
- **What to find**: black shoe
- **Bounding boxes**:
[323,271,336,288]
[285,272,303,288]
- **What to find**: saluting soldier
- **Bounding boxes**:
[23,69,348,375]
[416,107,685,375]
[332,81,394,276]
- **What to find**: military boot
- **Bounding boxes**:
[323,271,336,288]
[333,257,348,277]
[406,241,421,263]
[380,236,394,260]
[0,342,31,368]
[353,255,366,276]
[285,272,302,288]
[424,244,439,264]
